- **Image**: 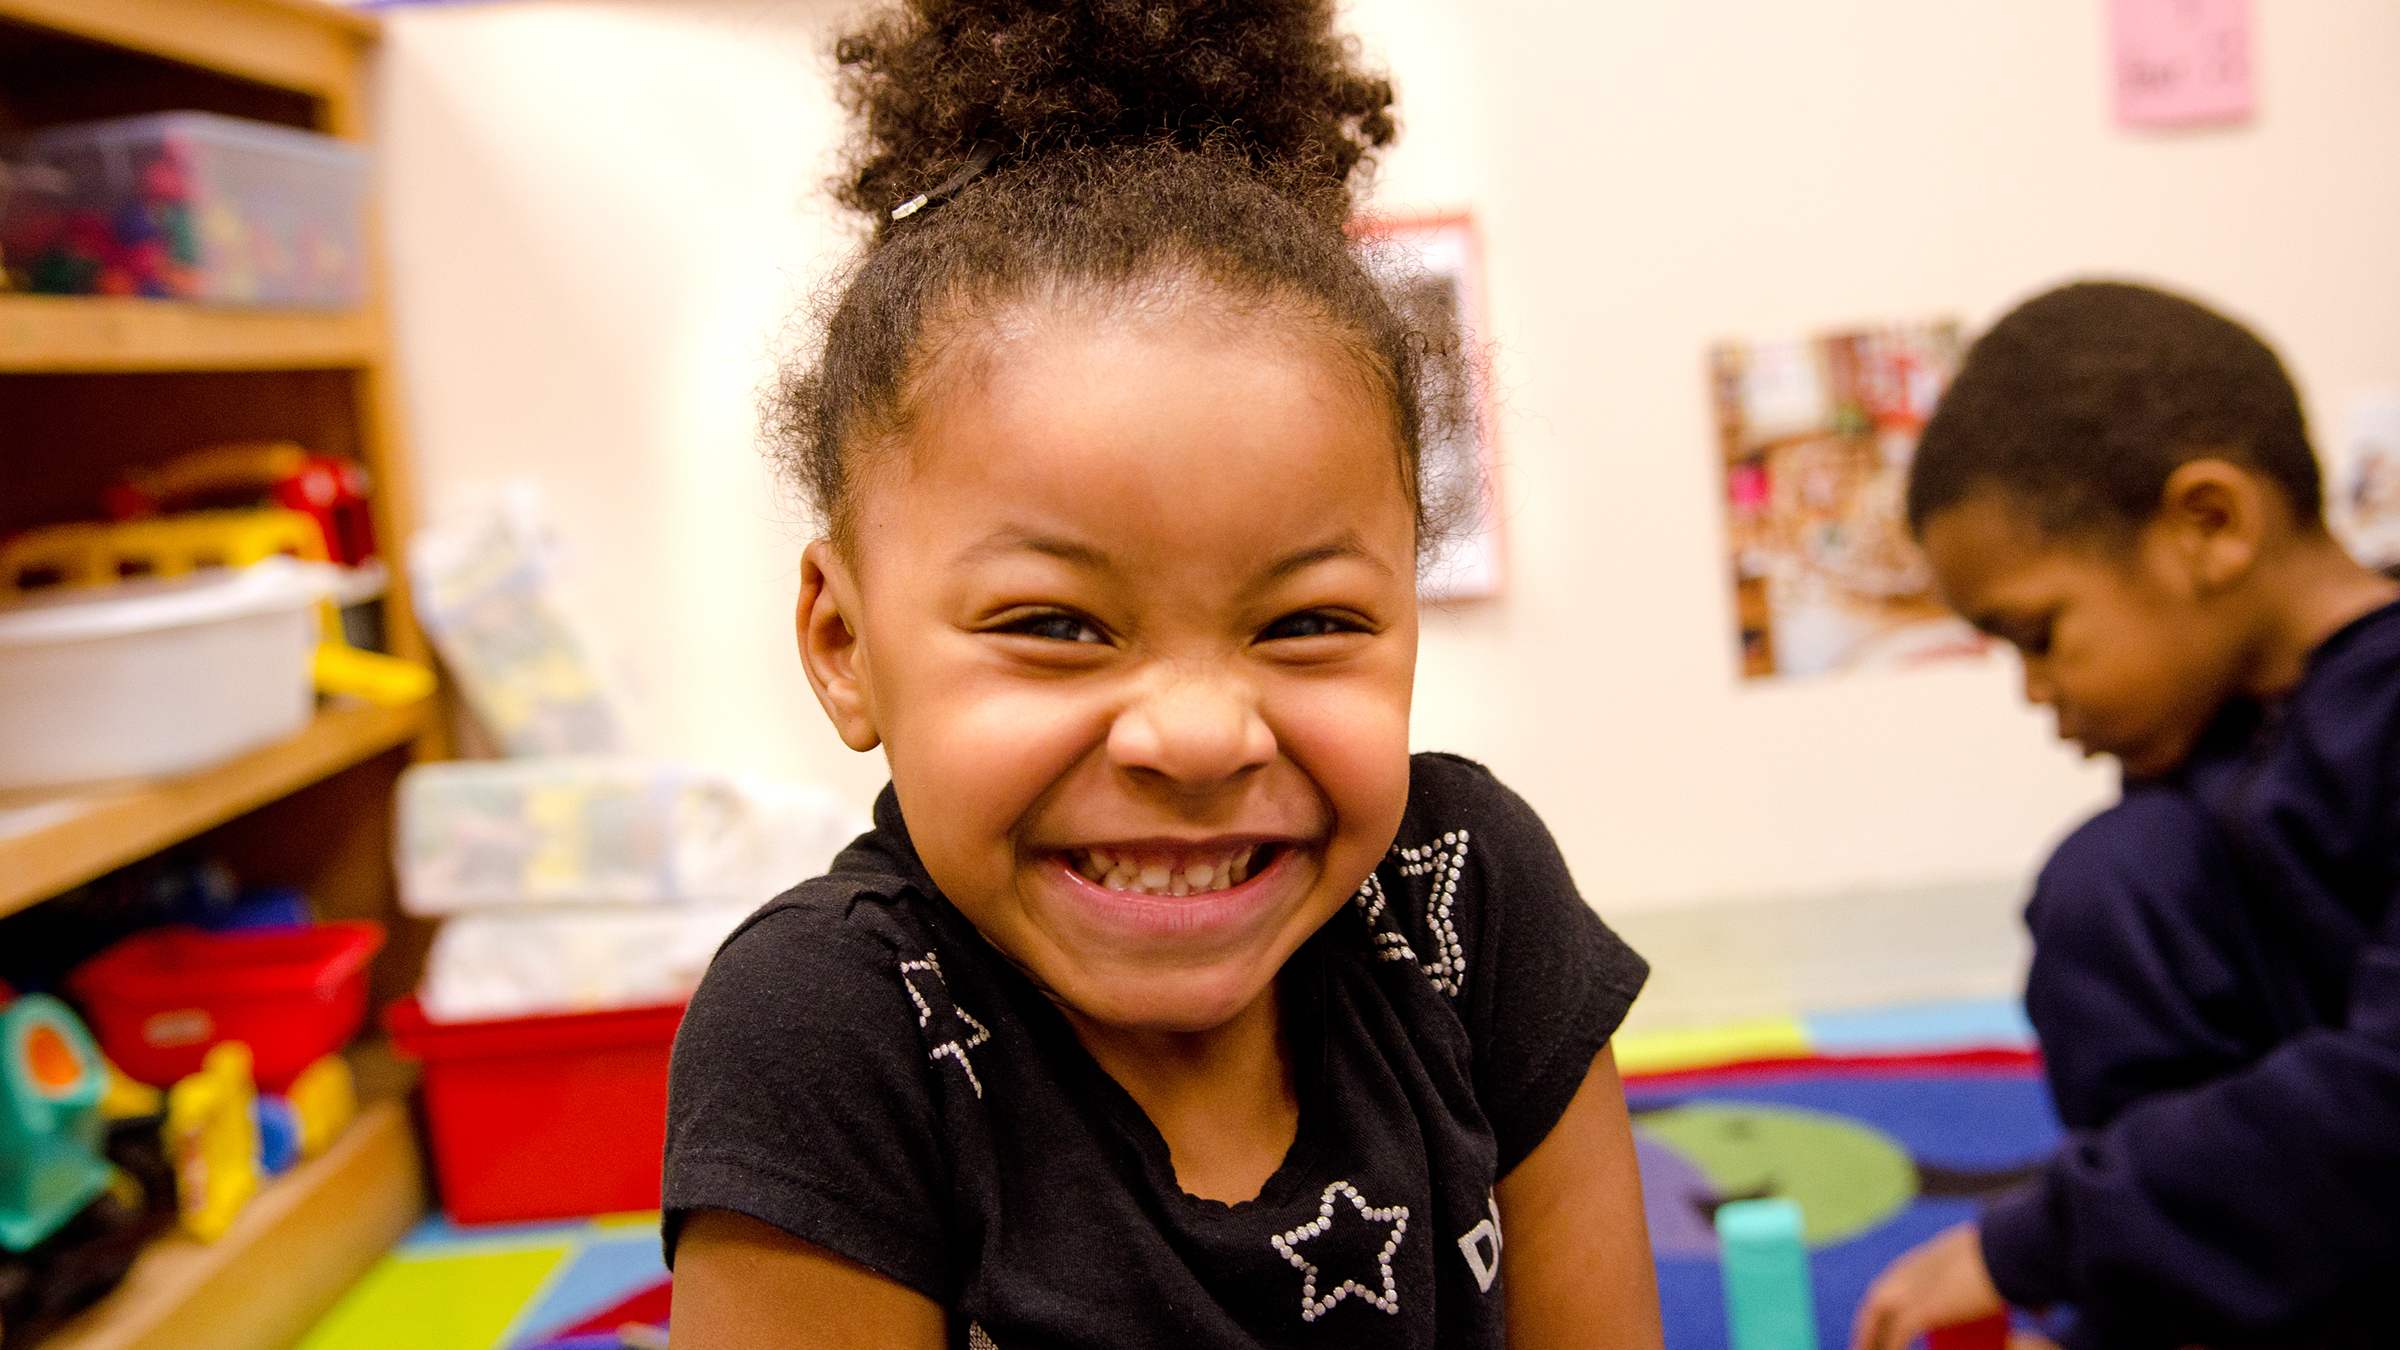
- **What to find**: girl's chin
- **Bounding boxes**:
[1052,969,1278,1037]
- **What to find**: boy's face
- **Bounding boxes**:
[801,296,1419,1036]
[1919,490,2248,779]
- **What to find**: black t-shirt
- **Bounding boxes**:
[663,752,1649,1349]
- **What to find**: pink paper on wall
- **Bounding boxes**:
[2111,0,2254,129]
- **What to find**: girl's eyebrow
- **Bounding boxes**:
[956,529,1112,571]
[954,530,1393,582]
[1259,534,1393,583]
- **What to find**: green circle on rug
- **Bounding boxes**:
[1635,1103,1916,1247]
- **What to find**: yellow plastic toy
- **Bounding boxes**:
[0,508,326,588]
[284,1053,357,1160]
[99,1060,163,1122]
[165,1042,261,1242]
[0,511,435,707]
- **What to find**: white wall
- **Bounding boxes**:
[377,0,2400,917]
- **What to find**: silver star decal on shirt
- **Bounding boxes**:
[1270,1180,1410,1321]
[899,951,991,1097]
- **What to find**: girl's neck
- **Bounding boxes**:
[1064,984,1298,1206]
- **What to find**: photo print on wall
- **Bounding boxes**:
[1712,320,1989,681]
[1355,214,1503,602]
[2337,389,2400,577]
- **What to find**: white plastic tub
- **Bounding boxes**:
[0,559,327,791]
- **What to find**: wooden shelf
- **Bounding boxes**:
[0,297,383,374]
[0,699,427,918]
[0,0,373,114]
[40,1092,425,1350]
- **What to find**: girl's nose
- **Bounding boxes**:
[1107,671,1276,787]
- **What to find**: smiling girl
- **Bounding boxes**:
[661,3,1659,1346]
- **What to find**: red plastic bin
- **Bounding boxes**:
[383,995,684,1225]
[67,920,383,1090]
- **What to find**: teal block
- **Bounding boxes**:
[1716,1197,1818,1350]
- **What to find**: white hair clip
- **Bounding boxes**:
[890,143,1002,223]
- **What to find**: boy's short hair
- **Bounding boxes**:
[1906,280,2322,542]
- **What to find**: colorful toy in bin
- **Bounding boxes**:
[67,920,383,1091]
[0,996,114,1253]
[165,1042,259,1241]
[1,112,368,307]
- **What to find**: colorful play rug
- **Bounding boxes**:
[296,999,2056,1350]
[1619,998,2058,1350]
[293,1212,668,1350]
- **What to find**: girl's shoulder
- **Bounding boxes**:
[1364,752,1649,1173]
[1368,750,1619,997]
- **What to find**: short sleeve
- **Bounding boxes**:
[662,891,957,1300]
[1408,753,1650,1173]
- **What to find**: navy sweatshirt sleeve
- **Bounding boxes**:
[1982,602,2400,1346]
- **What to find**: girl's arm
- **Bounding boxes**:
[670,1209,948,1350]
[1496,1044,1665,1350]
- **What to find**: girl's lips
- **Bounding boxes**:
[1043,843,1300,943]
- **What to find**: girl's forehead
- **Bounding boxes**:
[842,306,1413,574]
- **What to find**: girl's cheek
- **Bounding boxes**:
[1267,677,1414,812]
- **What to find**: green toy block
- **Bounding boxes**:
[1717,1197,1819,1350]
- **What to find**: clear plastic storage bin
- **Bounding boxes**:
[2,112,368,307]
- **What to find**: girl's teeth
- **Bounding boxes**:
[1072,844,1264,897]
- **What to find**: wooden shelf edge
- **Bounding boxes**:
[0,0,374,103]
[0,699,428,918]
[38,1096,425,1350]
[0,297,383,374]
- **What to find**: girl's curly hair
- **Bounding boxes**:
[774,0,1476,551]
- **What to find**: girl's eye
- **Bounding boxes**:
[1260,610,1363,642]
[1001,612,1108,645]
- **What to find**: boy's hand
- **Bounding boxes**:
[1849,1222,2005,1350]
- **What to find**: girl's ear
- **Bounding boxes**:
[797,540,882,752]
[2155,458,2267,595]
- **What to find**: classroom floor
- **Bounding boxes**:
[298,998,2054,1350]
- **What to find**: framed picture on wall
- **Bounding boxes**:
[1353,213,1504,602]
[1712,319,1989,681]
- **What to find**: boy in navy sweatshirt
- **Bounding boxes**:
[1850,282,2400,1350]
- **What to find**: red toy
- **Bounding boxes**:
[385,996,683,1225]
[1927,1311,2011,1350]
[105,441,378,567]
[67,922,383,1091]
